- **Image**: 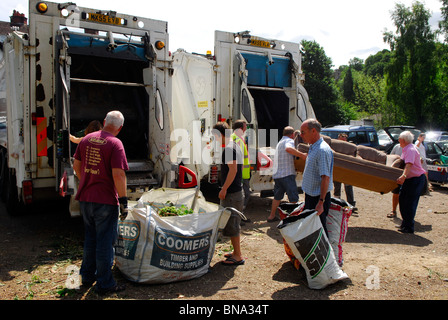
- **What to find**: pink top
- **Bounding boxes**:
[401,143,426,178]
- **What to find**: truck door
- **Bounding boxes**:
[55,32,72,190]
[55,31,71,181]
[296,84,315,124]
[235,52,258,153]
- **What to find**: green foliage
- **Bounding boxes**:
[301,40,344,126]
[383,1,438,128]
[343,67,355,103]
[330,1,448,130]
[157,201,194,217]
[303,1,448,130]
[439,0,448,42]
[364,50,392,77]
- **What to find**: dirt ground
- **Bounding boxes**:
[0,185,447,302]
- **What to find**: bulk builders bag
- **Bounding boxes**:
[278,209,348,289]
[327,198,353,267]
[277,202,305,270]
[114,188,230,284]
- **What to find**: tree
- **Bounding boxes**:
[349,57,364,72]
[439,0,448,42]
[342,67,355,103]
[383,1,438,127]
[300,40,344,126]
[364,49,392,77]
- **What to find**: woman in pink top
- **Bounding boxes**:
[395,131,426,234]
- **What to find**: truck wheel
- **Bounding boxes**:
[5,169,25,215]
[0,148,6,200]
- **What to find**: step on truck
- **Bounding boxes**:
[171,31,315,195]
[0,0,192,215]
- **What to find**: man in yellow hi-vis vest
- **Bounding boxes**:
[231,120,252,210]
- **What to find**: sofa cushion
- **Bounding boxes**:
[391,158,405,169]
[357,145,387,164]
[331,139,357,157]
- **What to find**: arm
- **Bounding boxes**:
[70,134,83,144]
[315,175,330,215]
[219,161,237,200]
[112,168,127,198]
[286,147,307,160]
[73,159,82,180]
[396,163,412,185]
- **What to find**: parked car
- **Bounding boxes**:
[424,131,448,142]
[0,117,6,148]
[377,129,392,148]
[378,126,421,154]
[425,141,446,161]
[437,140,448,154]
[321,125,379,148]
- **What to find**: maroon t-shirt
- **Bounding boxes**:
[74,130,129,205]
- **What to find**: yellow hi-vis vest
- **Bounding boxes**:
[231,132,250,179]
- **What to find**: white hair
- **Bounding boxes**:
[399,130,414,144]
[104,110,124,128]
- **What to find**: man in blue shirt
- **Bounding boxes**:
[296,119,334,235]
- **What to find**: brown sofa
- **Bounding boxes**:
[294,136,405,194]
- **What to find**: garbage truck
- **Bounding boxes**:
[0,0,193,214]
[171,31,315,195]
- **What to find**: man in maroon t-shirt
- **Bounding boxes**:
[73,110,128,294]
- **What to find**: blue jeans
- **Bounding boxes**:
[398,174,425,232]
[273,175,299,202]
[80,201,119,289]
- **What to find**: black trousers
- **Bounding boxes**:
[304,192,331,236]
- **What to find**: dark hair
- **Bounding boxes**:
[283,126,295,136]
[232,119,246,130]
[213,121,230,137]
[85,120,103,135]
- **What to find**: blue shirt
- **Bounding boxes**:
[273,136,296,179]
[302,137,334,196]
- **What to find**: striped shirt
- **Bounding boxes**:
[302,137,334,196]
[273,136,296,179]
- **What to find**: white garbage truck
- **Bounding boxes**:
[0,0,194,214]
[171,31,315,195]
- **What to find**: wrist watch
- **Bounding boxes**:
[319,198,324,202]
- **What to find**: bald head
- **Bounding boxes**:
[300,119,322,144]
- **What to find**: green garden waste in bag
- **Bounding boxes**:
[114,188,230,284]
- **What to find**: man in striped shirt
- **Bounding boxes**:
[267,126,302,222]
[296,119,334,235]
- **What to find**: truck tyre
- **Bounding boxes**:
[5,169,25,215]
[0,148,6,200]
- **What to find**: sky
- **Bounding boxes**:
[0,0,445,68]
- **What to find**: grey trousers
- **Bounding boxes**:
[333,181,356,207]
